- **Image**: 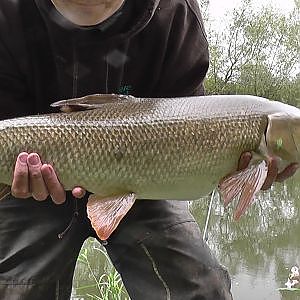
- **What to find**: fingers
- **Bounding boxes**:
[238,152,298,191]
[12,152,67,204]
[11,152,31,198]
[27,153,49,201]
[41,164,66,204]
[72,187,86,199]
[261,157,278,190]
[237,152,252,170]
[262,159,299,190]
[276,163,299,182]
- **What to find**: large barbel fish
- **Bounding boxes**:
[0,94,299,240]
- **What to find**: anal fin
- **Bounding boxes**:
[219,160,268,220]
[87,192,136,241]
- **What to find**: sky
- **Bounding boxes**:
[202,0,300,75]
[207,0,295,19]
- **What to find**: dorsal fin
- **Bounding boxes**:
[50,93,135,112]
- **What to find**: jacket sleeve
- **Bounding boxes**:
[154,0,209,97]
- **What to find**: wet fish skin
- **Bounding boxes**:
[0,94,299,239]
[0,95,266,198]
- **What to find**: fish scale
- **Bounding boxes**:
[0,95,268,200]
[2,94,300,239]
[2,95,300,196]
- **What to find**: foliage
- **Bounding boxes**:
[72,2,300,298]
[73,239,129,300]
[198,0,210,20]
[204,0,300,104]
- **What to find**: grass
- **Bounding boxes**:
[73,238,129,300]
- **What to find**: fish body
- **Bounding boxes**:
[0,94,300,239]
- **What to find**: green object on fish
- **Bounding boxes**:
[276,138,283,150]
[0,94,300,240]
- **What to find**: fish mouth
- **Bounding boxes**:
[290,116,300,162]
[290,132,300,161]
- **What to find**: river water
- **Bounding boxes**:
[71,179,300,299]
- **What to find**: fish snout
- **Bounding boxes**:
[290,118,300,162]
[266,113,300,164]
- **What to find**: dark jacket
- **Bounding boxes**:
[0,0,209,119]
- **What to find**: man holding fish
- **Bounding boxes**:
[0,0,297,299]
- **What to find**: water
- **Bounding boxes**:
[72,179,300,299]
[192,179,300,300]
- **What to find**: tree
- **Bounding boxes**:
[198,0,210,21]
[204,0,300,104]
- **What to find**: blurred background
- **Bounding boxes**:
[71,0,300,299]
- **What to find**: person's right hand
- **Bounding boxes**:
[238,152,299,190]
[11,152,85,204]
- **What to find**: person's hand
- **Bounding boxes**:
[238,152,299,190]
[11,152,86,204]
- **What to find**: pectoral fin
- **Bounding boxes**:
[219,160,268,220]
[0,184,10,200]
[51,93,135,112]
[87,192,136,240]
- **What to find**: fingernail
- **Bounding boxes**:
[19,153,28,163]
[28,154,40,165]
[42,164,52,176]
[47,165,53,174]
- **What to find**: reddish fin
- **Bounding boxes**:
[219,161,268,220]
[0,184,10,200]
[87,192,136,240]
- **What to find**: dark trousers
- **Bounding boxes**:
[0,194,232,300]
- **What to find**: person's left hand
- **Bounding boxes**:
[238,152,299,190]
